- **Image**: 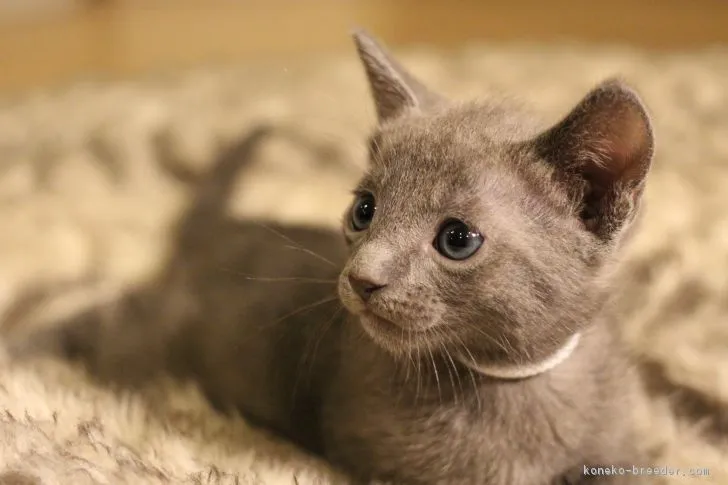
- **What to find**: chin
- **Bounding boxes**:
[358,312,405,352]
[358,311,442,358]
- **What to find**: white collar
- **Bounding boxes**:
[458,333,582,380]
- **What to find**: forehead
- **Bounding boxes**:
[364,110,527,217]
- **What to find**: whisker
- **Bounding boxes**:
[218,269,338,285]
[427,346,442,405]
[254,221,337,268]
[371,134,382,155]
[283,245,339,268]
[401,325,411,383]
[406,338,417,386]
[293,305,344,403]
[307,305,343,371]
[442,342,464,405]
[452,334,482,412]
[501,333,522,360]
[415,344,422,405]
[271,295,339,325]
[463,321,511,356]
[431,327,459,404]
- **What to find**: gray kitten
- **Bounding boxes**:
[314,30,654,484]
[4,30,655,485]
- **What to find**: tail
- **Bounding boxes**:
[160,125,274,250]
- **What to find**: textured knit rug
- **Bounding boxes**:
[0,42,727,484]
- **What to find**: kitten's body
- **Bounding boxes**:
[5,32,656,485]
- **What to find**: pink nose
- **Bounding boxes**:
[348,274,386,302]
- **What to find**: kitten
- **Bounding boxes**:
[3,30,655,485]
[315,30,654,484]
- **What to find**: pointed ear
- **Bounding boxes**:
[352,28,443,123]
[533,79,655,241]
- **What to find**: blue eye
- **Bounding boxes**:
[351,192,376,231]
[435,219,484,260]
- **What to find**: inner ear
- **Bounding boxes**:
[352,29,443,124]
[533,79,654,240]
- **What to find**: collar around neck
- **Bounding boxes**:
[457,333,582,380]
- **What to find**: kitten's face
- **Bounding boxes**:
[340,30,653,365]
[337,109,599,363]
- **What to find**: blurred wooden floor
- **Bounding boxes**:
[1,0,728,95]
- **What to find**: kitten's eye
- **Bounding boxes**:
[351,192,376,231]
[435,219,484,260]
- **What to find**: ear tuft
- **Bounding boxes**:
[534,78,654,240]
[352,28,442,123]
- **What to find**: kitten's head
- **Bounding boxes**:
[338,30,654,365]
